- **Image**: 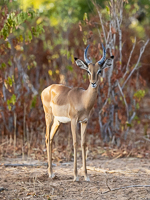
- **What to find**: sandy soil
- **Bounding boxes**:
[0,158,150,200]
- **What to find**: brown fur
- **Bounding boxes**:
[41,55,113,181]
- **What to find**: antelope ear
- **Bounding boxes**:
[74,57,88,71]
[101,56,114,69]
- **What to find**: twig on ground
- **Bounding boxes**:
[85,166,150,174]
[1,163,56,167]
[84,166,130,174]
[143,137,150,142]
[33,174,37,194]
[101,185,150,194]
[37,180,44,186]
[0,141,9,146]
[105,173,111,192]
[105,154,122,165]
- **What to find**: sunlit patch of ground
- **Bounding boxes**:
[0,158,150,199]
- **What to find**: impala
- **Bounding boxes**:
[41,44,113,181]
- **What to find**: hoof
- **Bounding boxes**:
[73,176,79,182]
[49,173,55,179]
[85,176,90,181]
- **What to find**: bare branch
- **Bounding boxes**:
[99,98,108,115]
[13,112,17,156]
[117,80,129,120]
[99,113,103,133]
[115,112,119,131]
[2,84,6,101]
[99,61,114,118]
[14,56,38,96]
[116,17,122,68]
[123,37,136,78]
[119,0,123,25]
[93,2,107,44]
[130,111,136,122]
[122,39,150,89]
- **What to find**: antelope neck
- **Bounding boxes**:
[84,82,98,109]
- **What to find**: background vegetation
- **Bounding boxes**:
[0,0,150,161]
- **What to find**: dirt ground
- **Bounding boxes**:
[0,157,150,200]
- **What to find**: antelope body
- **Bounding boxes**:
[41,44,113,181]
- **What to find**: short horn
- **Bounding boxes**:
[98,44,106,65]
[84,45,92,65]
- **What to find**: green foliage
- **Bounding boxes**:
[49,0,80,29]
[31,24,45,37]
[106,5,110,12]
[0,63,6,69]
[66,65,73,71]
[134,89,146,101]
[0,9,38,39]
[136,103,140,109]
[30,95,37,108]
[7,94,16,111]
[144,123,148,135]
[13,0,106,31]
[5,76,14,87]
[26,30,32,42]
[129,0,150,21]
[10,94,16,105]
[126,121,132,127]
[83,13,88,21]
[133,115,141,124]
[27,60,37,70]
[1,12,15,39]
[0,0,149,149]
[108,98,111,104]
[8,60,12,66]
[134,90,145,110]
[83,74,87,81]
[15,11,28,25]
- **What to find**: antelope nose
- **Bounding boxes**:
[91,82,97,88]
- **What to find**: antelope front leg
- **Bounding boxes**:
[49,118,60,178]
[45,124,52,177]
[71,119,79,181]
[81,122,90,181]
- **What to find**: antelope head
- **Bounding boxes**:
[74,44,114,88]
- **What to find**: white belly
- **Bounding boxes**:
[55,116,71,123]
